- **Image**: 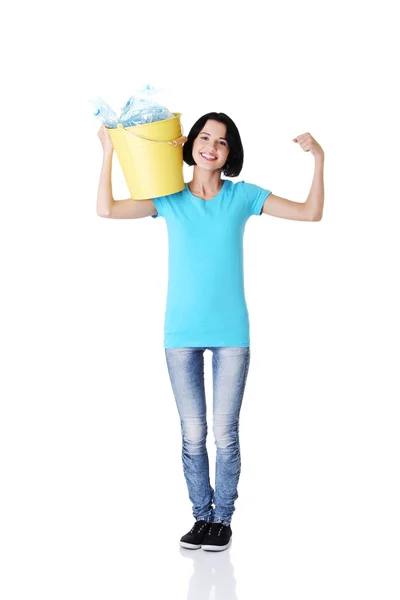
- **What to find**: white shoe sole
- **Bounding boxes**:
[180,541,201,549]
[201,538,232,552]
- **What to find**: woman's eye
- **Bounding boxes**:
[199,135,226,146]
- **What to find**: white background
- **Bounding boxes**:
[1,0,399,599]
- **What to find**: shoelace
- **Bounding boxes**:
[208,523,225,536]
[190,521,208,534]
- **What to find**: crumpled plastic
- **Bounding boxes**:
[90,84,175,128]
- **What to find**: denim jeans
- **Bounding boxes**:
[164,346,250,526]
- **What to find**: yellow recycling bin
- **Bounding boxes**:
[106,112,187,200]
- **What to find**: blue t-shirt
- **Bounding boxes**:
[152,179,272,348]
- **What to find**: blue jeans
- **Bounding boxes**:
[165,346,251,526]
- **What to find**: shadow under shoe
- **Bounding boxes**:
[180,520,211,549]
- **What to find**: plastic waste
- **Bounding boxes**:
[90,85,174,129]
[90,97,119,128]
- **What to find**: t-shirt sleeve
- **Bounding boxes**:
[240,181,272,217]
[151,190,182,219]
[151,195,166,219]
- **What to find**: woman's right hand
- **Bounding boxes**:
[97,125,114,152]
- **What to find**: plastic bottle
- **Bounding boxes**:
[90,97,118,128]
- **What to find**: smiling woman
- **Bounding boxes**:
[183,112,243,178]
[96,107,324,551]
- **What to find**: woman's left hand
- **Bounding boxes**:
[292,132,324,159]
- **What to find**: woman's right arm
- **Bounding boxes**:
[97,141,114,216]
[96,125,157,219]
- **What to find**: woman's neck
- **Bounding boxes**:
[188,168,223,197]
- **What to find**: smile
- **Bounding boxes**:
[200,153,217,161]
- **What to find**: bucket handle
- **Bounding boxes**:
[116,123,187,147]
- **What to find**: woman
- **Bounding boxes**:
[96,112,325,552]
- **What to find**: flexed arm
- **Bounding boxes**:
[261,132,325,221]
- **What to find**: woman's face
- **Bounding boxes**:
[192,119,229,171]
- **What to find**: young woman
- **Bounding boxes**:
[96,112,325,552]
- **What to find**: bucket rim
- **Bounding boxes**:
[106,112,182,131]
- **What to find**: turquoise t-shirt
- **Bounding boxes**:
[152,179,272,348]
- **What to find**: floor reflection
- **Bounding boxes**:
[179,546,238,600]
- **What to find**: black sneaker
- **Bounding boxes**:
[201,523,232,552]
[180,520,211,549]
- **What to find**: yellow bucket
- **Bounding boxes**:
[106,112,187,200]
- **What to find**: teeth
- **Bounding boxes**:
[202,153,216,159]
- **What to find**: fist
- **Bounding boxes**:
[292,132,324,158]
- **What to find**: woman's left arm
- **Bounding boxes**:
[261,132,325,221]
[295,132,325,221]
